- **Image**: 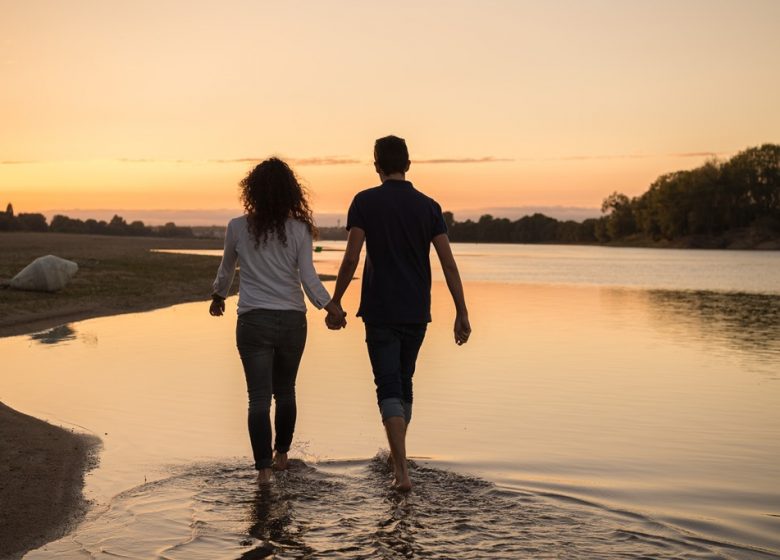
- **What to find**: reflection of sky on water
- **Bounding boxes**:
[646,291,780,378]
[27,456,761,560]
[4,244,780,557]
[156,242,780,294]
[29,324,77,345]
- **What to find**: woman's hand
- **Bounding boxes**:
[209,296,225,317]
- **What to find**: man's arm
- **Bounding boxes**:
[432,233,471,345]
[330,226,366,311]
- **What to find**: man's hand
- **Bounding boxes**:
[454,312,471,345]
[209,297,225,317]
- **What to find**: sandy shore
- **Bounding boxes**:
[0,402,100,559]
[0,231,339,557]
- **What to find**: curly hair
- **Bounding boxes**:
[239,158,317,246]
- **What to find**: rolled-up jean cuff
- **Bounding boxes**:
[255,458,273,470]
[379,398,413,424]
[379,397,404,421]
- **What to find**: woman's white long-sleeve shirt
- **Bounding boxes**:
[212,216,331,315]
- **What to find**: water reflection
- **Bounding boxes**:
[5,282,780,557]
[236,456,758,559]
[29,324,76,345]
[31,457,739,560]
[645,290,780,375]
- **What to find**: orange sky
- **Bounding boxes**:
[1,0,778,223]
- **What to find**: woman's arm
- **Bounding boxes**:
[297,227,333,310]
[209,221,238,317]
[297,227,346,328]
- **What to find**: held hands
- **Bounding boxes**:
[325,300,347,330]
[454,312,471,345]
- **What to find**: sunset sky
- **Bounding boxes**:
[2,0,778,225]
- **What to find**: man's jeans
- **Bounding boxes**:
[365,323,427,423]
[236,309,307,470]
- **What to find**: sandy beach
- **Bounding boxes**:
[0,232,229,558]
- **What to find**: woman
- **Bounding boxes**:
[209,158,345,483]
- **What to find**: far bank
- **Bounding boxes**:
[0,232,230,338]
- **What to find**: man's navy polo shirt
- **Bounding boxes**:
[346,179,447,324]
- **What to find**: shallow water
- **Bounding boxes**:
[23,457,774,559]
[2,244,780,559]
[172,242,780,293]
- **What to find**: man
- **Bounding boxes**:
[329,135,471,491]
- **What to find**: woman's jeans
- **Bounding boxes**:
[236,309,307,470]
[365,323,427,424]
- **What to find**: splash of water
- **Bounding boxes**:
[26,454,778,559]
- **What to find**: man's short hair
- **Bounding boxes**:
[374,135,410,175]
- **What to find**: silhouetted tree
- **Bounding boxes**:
[16,213,48,231]
[601,192,637,239]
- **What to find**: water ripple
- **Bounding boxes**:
[26,455,780,559]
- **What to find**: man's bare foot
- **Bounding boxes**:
[257,468,272,484]
[392,462,412,492]
[272,451,288,471]
[393,472,412,492]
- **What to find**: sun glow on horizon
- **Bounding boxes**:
[2,1,778,221]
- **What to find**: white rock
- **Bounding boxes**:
[10,255,79,292]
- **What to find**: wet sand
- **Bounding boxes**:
[0,402,100,559]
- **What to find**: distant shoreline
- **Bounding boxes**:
[0,232,228,339]
[0,232,337,339]
[317,228,780,250]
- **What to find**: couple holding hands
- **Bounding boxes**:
[210,135,470,490]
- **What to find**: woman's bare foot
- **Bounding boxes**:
[272,451,288,471]
[274,451,288,471]
[257,468,272,484]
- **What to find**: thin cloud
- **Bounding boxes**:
[210,156,360,166]
[556,154,649,161]
[670,151,731,158]
[542,151,732,161]
[114,156,360,165]
[209,158,258,164]
[117,158,191,164]
[288,157,360,166]
[413,156,513,164]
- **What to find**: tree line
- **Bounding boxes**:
[0,207,195,238]
[597,143,778,243]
